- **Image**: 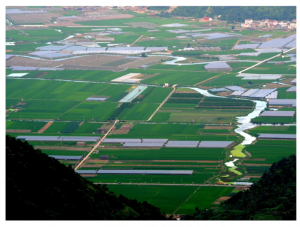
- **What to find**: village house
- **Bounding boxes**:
[200,17,212,22]
[245,19,253,24]
[288,22,296,29]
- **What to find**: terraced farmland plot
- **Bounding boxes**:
[89,148,225,161]
[107,185,198,214]
[59,101,119,121]
[142,71,220,86]
[8,100,80,120]
[176,186,234,214]
[118,103,159,120]
[128,124,200,135]
[6,120,47,132]
[6,79,109,101]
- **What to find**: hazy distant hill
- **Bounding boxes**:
[171,6,296,22]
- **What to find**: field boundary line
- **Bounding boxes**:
[55,84,111,120]
[74,119,119,171]
[231,40,240,50]
[193,74,223,86]
[147,85,176,121]
[132,35,143,45]
[238,47,296,74]
[172,186,201,214]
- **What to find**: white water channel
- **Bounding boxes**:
[190,87,267,145]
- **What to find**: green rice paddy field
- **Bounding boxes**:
[248,126,296,135]
[106,185,233,214]
[107,185,198,214]
[90,172,216,184]
[244,141,296,164]
[89,147,226,161]
[6,120,46,132]
[176,186,234,214]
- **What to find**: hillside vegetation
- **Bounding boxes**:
[6,135,167,220]
[171,6,296,22]
[182,155,296,220]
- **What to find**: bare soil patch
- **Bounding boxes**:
[263,83,291,89]
[216,196,231,202]
[243,163,271,166]
[245,175,263,178]
[234,187,249,191]
[6,129,31,133]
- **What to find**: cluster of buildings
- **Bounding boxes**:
[242,19,296,29]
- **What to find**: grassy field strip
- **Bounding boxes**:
[147,85,176,121]
[56,84,111,120]
[132,35,143,45]
[238,47,296,74]
[172,186,201,214]
[74,120,119,171]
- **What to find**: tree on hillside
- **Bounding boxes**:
[6,135,167,220]
[182,155,296,220]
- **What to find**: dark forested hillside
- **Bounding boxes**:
[6,135,167,220]
[182,155,296,220]
[171,6,296,22]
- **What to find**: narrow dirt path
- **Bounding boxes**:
[147,85,177,121]
[132,35,144,45]
[37,121,53,133]
[238,47,296,74]
[74,119,119,171]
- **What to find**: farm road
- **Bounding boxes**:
[238,47,296,74]
[74,119,119,171]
